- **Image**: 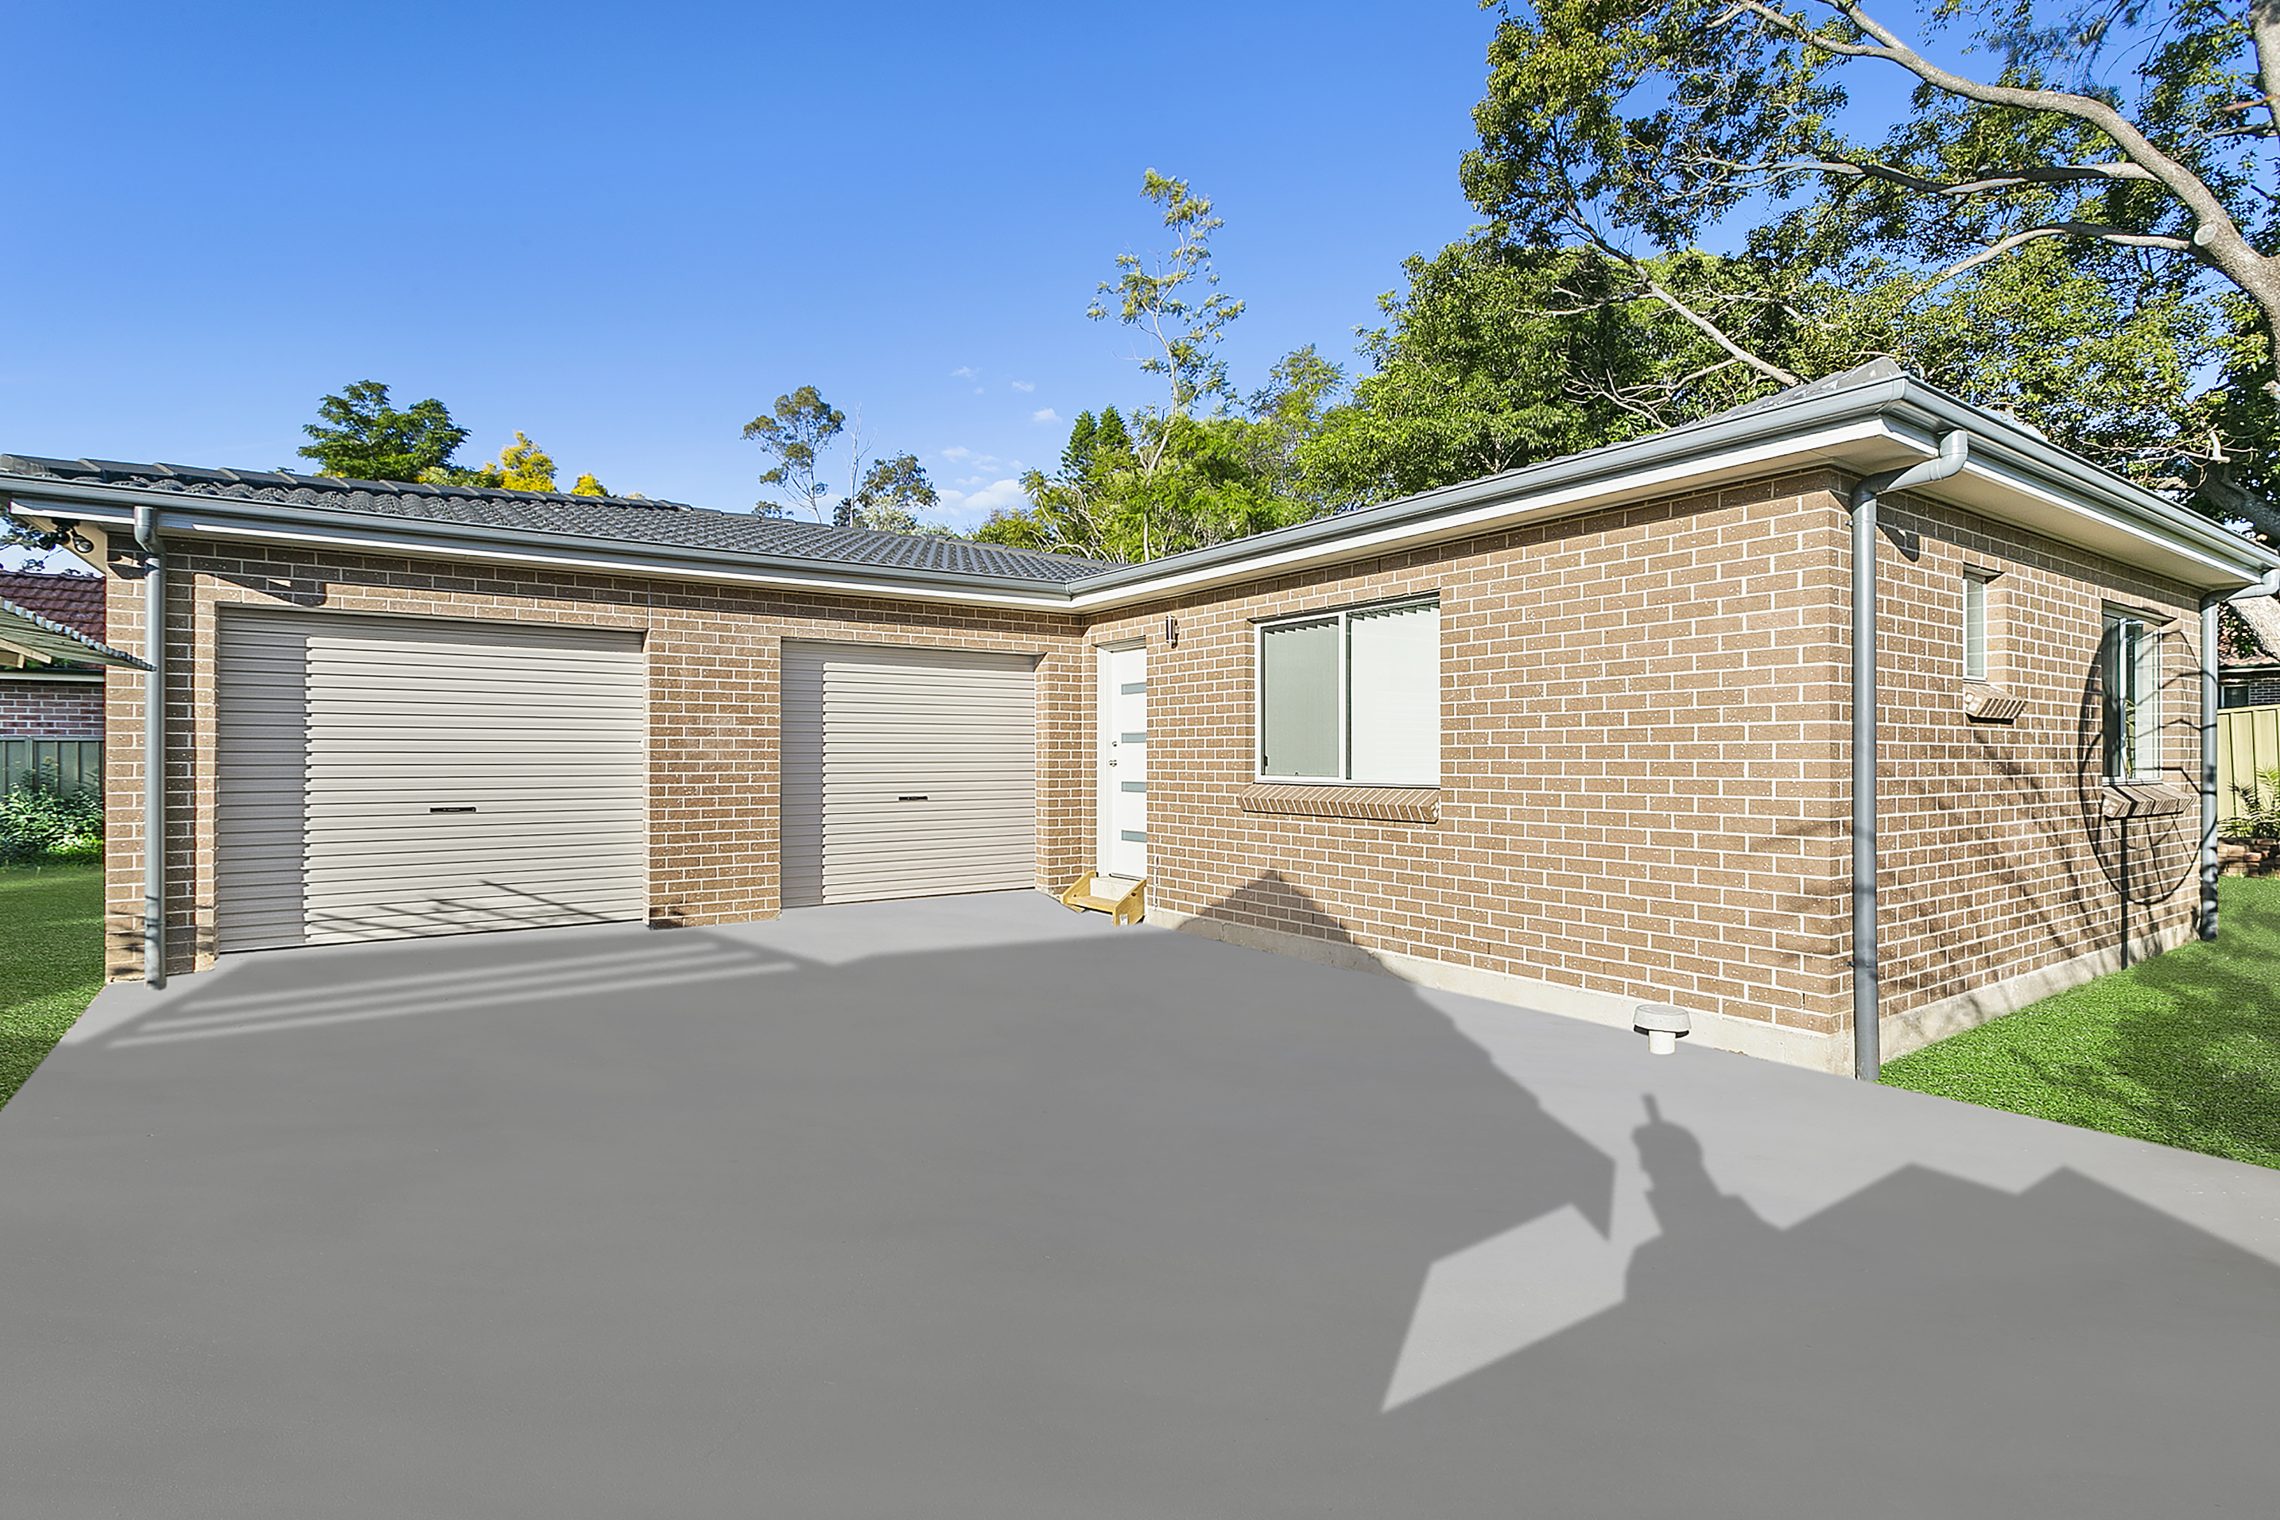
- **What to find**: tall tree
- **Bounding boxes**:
[1087,171,1249,557]
[1302,238,1675,501]
[837,451,942,533]
[980,349,1345,560]
[742,386,847,519]
[494,431,557,492]
[1463,0,2280,529]
[298,381,470,482]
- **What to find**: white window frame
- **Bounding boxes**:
[2102,607,2164,783]
[1254,595,1439,786]
[1962,569,1993,682]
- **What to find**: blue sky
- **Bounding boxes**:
[2,1,1497,537]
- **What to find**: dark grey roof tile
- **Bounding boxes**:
[0,453,1114,585]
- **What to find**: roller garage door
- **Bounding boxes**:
[781,641,1038,907]
[216,610,647,951]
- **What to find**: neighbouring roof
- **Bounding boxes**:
[0,568,105,642]
[2225,596,2280,671]
[0,457,1112,586]
[0,594,145,670]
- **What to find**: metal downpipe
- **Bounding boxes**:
[1851,432,1969,1080]
[2202,595,2221,941]
[134,503,165,989]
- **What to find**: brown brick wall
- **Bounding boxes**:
[101,474,2223,1072]
[105,547,1087,978]
[1072,472,1857,1043]
[0,677,105,737]
[1869,492,2206,1030]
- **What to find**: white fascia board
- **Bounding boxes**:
[1067,418,1913,611]
[1936,453,2267,589]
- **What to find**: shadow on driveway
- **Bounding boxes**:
[2,878,2275,1518]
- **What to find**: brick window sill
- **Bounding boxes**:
[1240,783,1439,823]
[1961,682,2024,723]
[2100,782,2195,820]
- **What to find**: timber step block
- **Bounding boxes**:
[1059,874,1147,925]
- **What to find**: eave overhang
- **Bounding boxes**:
[7,371,2271,615]
[0,597,145,669]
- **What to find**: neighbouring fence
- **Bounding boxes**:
[0,738,103,797]
[2217,704,2280,825]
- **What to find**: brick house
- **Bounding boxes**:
[0,568,109,742]
[5,362,2272,1076]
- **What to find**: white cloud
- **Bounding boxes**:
[937,477,1031,528]
[950,365,979,381]
[941,446,1007,472]
[1010,380,1036,393]
[1030,407,1060,425]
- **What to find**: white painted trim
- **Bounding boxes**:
[28,506,1078,612]
[17,407,2266,616]
[1066,419,1913,610]
[1951,452,2254,585]
[1253,598,1440,786]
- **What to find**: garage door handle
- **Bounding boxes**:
[896,795,928,802]
[429,805,478,814]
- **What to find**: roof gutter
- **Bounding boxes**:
[6,370,2273,614]
[3,483,1085,611]
[1851,430,1970,1082]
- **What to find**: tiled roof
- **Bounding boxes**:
[0,568,105,641]
[0,455,1114,585]
[2229,595,2280,667]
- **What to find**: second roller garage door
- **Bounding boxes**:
[781,642,1039,907]
[216,609,648,951]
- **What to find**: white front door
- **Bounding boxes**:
[1099,643,1147,878]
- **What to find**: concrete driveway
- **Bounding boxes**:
[5,889,2279,1518]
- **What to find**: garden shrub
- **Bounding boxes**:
[0,769,104,864]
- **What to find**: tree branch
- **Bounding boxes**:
[1687,151,2158,198]
[1565,215,1804,387]
[1926,221,2195,285]
[1723,0,2275,313]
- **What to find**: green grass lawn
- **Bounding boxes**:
[0,862,106,1111]
[1884,876,2280,1169]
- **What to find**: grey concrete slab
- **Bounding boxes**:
[4,884,2279,1518]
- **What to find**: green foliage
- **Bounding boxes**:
[1301,238,1678,501]
[978,176,1343,561]
[298,380,471,482]
[2222,766,2280,841]
[839,451,941,533]
[979,348,1345,561]
[571,472,608,497]
[0,770,103,865]
[1088,171,1246,425]
[742,385,846,519]
[1883,876,2280,1170]
[1459,0,2280,530]
[495,431,557,492]
[0,862,105,1111]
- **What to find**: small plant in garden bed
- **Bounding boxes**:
[0,769,104,864]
